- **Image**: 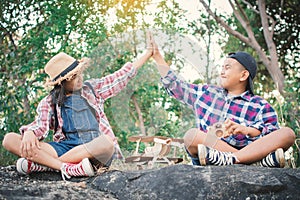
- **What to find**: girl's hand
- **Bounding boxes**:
[145,31,153,57]
[224,118,248,136]
[20,131,41,159]
[151,34,161,60]
[146,31,170,77]
[146,31,162,59]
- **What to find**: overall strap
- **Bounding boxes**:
[54,104,59,133]
[84,81,96,97]
[84,81,98,117]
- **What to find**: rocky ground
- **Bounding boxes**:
[1,162,300,200]
[0,165,116,200]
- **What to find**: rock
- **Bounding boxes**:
[1,164,300,200]
[0,165,117,200]
[92,164,300,200]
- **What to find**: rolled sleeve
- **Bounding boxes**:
[161,70,178,86]
[91,62,137,100]
[248,103,279,138]
[19,96,52,140]
[161,69,200,108]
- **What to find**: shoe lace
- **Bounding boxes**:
[60,164,71,181]
[209,149,234,165]
[60,162,87,181]
[261,152,277,167]
[29,161,50,173]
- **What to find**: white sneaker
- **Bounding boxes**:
[16,158,52,174]
[252,148,285,168]
[198,144,236,166]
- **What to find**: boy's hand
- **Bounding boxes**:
[146,31,162,59]
[146,31,153,57]
[21,131,41,159]
[224,119,248,136]
[147,31,170,77]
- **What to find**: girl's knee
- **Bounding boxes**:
[2,132,19,149]
[94,135,114,154]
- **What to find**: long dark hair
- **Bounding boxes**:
[50,81,68,107]
[49,81,68,132]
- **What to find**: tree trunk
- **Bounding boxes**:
[131,94,147,136]
[199,0,285,94]
[257,0,284,93]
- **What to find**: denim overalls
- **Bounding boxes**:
[49,93,101,157]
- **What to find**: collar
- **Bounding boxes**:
[221,89,252,102]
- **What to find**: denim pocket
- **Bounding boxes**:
[63,95,99,133]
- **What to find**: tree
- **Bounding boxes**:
[1,0,298,167]
[199,0,300,94]
[0,0,195,163]
[198,0,300,166]
[0,0,110,134]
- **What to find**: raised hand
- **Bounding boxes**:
[147,32,170,77]
[146,31,153,57]
[147,32,161,60]
[131,31,154,69]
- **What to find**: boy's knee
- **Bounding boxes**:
[282,127,296,143]
[183,128,200,148]
[90,135,115,164]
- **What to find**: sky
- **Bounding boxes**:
[18,0,234,83]
[146,0,233,82]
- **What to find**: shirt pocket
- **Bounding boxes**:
[64,98,94,132]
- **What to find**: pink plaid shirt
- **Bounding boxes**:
[20,62,137,158]
[162,70,279,148]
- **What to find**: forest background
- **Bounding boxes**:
[1,0,299,167]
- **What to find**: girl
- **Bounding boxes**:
[2,34,153,180]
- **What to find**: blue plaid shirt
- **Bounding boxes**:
[162,70,279,148]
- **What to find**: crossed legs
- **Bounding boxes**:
[184,127,295,164]
[2,133,115,170]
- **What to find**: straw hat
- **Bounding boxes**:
[44,52,89,86]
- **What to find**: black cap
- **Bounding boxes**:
[228,52,257,94]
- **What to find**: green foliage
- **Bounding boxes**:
[273,77,300,166]
[222,0,300,167]
[1,0,299,168]
[0,0,109,164]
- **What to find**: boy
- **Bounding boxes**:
[150,35,295,167]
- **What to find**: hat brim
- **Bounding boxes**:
[247,76,254,95]
[45,58,89,86]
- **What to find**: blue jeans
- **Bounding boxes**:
[48,133,82,157]
[49,94,101,156]
[185,147,201,165]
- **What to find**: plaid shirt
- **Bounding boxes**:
[162,70,279,148]
[20,62,137,158]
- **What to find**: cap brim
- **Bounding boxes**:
[247,76,254,95]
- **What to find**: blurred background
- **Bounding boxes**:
[0,0,299,167]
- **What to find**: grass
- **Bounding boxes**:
[0,145,18,166]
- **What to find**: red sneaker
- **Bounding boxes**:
[16,158,52,174]
[60,158,94,180]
